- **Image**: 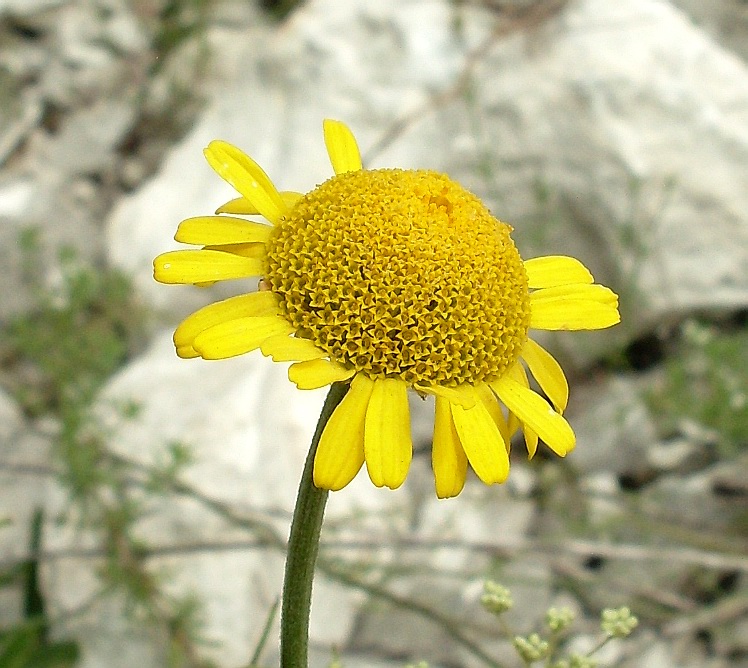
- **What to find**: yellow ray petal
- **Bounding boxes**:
[524,256,594,288]
[475,384,511,448]
[506,364,539,457]
[203,140,286,224]
[215,197,253,216]
[364,378,412,489]
[260,334,327,362]
[314,374,373,490]
[530,300,620,331]
[288,359,355,390]
[520,338,569,412]
[413,382,476,409]
[175,216,273,245]
[507,410,520,438]
[202,242,266,259]
[450,388,509,485]
[506,362,529,387]
[193,315,293,360]
[176,345,199,359]
[323,119,363,175]
[432,396,468,499]
[215,191,303,215]
[532,283,617,303]
[525,428,539,458]
[491,375,575,456]
[505,363,523,436]
[530,284,619,330]
[154,249,265,284]
[174,291,281,348]
[281,191,304,209]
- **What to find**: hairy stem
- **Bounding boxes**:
[280,381,349,667]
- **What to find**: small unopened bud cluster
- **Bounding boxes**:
[477,581,637,666]
[480,580,513,615]
[546,607,575,632]
[550,655,598,668]
[601,606,638,638]
[513,633,550,662]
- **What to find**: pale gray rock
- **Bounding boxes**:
[0,79,43,167]
[43,330,400,667]
[96,0,149,56]
[0,27,48,82]
[641,468,727,530]
[711,577,748,659]
[0,170,103,320]
[417,479,536,553]
[566,374,658,477]
[645,435,711,474]
[25,0,147,112]
[348,475,542,667]
[109,0,748,370]
[43,533,162,668]
[708,451,748,497]
[41,99,135,174]
[312,656,425,668]
[0,177,34,220]
[623,633,716,668]
[673,0,748,62]
[0,0,66,17]
[0,385,23,443]
[0,0,148,321]
[94,331,326,511]
[578,471,625,528]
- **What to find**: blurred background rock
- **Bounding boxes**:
[0,1,746,667]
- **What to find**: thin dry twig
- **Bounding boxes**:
[363,0,570,164]
[663,593,748,637]
[19,535,748,574]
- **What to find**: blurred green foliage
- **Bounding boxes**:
[0,511,79,668]
[0,230,148,504]
[153,0,214,64]
[151,0,305,64]
[1,228,146,418]
[0,230,146,666]
[647,319,748,457]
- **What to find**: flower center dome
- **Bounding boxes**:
[265,168,531,386]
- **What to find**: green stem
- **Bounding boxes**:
[280,381,349,668]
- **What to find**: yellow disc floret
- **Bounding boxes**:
[265,168,531,386]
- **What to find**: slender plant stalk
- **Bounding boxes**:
[280,381,349,667]
[249,596,279,666]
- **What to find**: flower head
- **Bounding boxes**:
[154,120,619,498]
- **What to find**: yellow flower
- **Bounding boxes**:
[154,120,620,498]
